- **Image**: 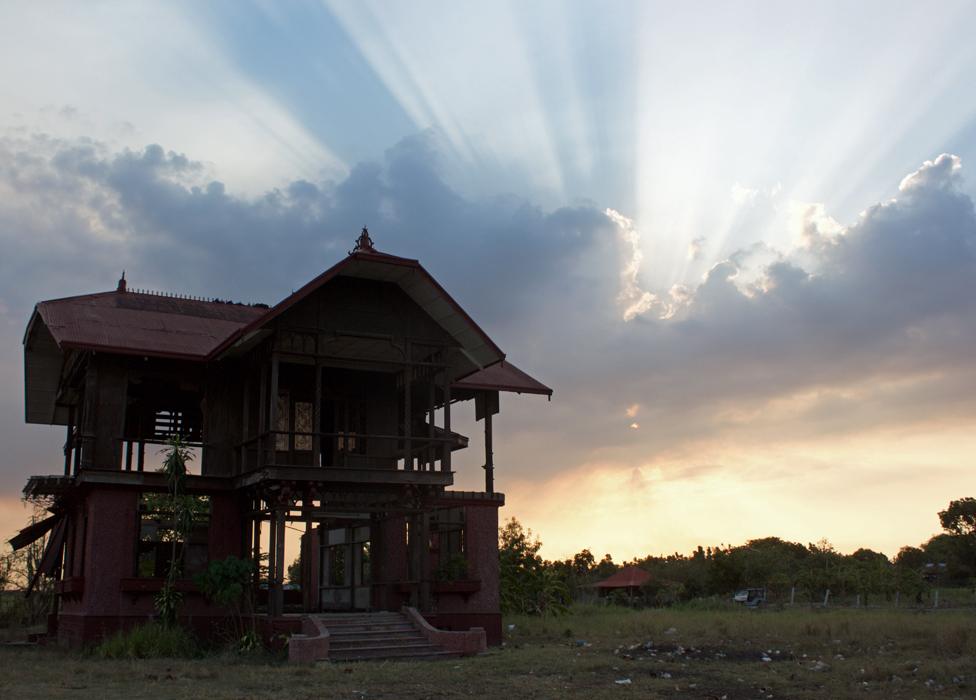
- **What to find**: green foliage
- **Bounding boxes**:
[499,518,569,616]
[155,436,194,626]
[195,556,256,609]
[194,555,258,652]
[939,497,976,536]
[435,554,469,582]
[94,622,199,659]
[287,555,301,586]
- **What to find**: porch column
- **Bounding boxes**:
[269,354,280,466]
[441,367,451,472]
[484,411,494,494]
[270,505,286,616]
[418,512,431,611]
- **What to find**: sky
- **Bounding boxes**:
[2,0,976,562]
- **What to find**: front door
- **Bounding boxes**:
[319,525,371,610]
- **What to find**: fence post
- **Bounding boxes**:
[933,589,939,609]
[789,586,795,605]
[855,594,860,608]
[823,589,830,607]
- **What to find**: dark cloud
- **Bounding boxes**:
[1,134,975,499]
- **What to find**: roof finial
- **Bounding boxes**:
[117,271,127,293]
[351,226,375,254]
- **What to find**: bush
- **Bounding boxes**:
[94,622,199,659]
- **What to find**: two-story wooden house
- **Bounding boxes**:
[13,229,550,649]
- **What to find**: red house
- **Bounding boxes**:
[13,230,550,655]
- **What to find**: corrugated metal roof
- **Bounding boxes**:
[454,361,552,396]
[35,291,266,359]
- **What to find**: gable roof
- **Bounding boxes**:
[207,248,505,370]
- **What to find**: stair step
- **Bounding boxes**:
[329,647,462,662]
[331,637,427,649]
[329,631,425,642]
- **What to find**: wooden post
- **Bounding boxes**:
[266,509,276,616]
[441,367,451,472]
[241,372,250,472]
[271,505,286,616]
[403,342,412,471]
[789,586,795,605]
[418,512,431,611]
[408,515,419,607]
[427,380,435,471]
[313,363,322,467]
[64,421,73,476]
[253,510,262,593]
[269,354,279,466]
[933,589,939,609]
[258,364,267,467]
[484,411,494,494]
[823,589,830,607]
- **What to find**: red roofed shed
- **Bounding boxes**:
[593,566,651,596]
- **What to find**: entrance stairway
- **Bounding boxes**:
[316,611,462,662]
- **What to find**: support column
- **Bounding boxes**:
[313,363,322,467]
[427,381,435,471]
[269,354,280,466]
[271,505,286,616]
[441,367,451,472]
[266,508,276,616]
[418,511,431,611]
[403,342,412,470]
[258,364,267,467]
[484,412,494,494]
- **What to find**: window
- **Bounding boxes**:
[294,401,312,451]
[431,507,467,580]
[136,493,210,578]
[275,394,290,451]
[276,395,313,452]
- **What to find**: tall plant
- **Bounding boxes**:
[155,436,194,627]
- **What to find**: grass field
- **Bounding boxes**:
[0,604,973,699]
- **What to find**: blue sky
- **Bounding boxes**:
[2,1,976,559]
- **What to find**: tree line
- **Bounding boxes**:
[499,497,976,614]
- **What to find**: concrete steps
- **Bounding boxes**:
[315,612,460,662]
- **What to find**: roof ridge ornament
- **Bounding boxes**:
[350,226,375,254]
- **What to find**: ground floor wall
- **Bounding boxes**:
[50,485,503,647]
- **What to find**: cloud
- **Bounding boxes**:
[2,131,976,559]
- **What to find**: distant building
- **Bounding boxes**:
[12,230,551,649]
[593,566,652,598]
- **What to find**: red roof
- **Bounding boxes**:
[31,290,266,360]
[594,566,651,589]
[454,361,552,396]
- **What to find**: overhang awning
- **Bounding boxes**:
[453,361,552,397]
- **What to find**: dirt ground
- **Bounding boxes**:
[0,606,973,699]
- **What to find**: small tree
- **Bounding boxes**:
[155,436,195,627]
[195,555,259,651]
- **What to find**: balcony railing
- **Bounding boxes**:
[236,430,462,473]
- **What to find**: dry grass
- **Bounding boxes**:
[1,605,973,699]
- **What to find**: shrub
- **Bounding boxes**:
[95,622,199,659]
